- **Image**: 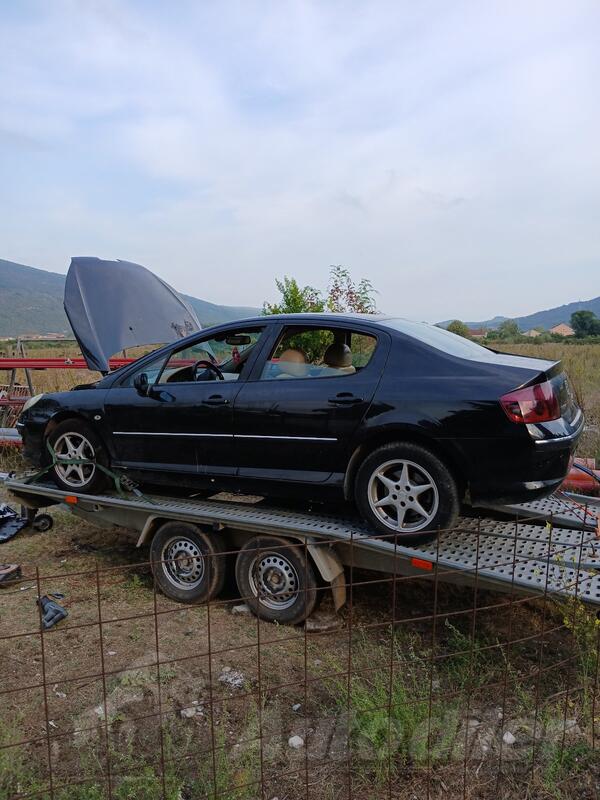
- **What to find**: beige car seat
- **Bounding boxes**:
[323,342,356,374]
[276,348,308,378]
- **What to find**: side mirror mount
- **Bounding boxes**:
[133,372,149,396]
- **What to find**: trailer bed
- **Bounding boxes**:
[5,476,600,608]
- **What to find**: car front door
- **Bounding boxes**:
[103,325,268,476]
[232,323,390,483]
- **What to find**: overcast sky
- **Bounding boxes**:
[1,1,598,322]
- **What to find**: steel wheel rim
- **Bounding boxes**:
[53,431,97,488]
[248,552,300,610]
[367,458,439,532]
[161,536,205,590]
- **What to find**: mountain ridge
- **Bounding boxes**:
[0,258,260,336]
[439,296,600,331]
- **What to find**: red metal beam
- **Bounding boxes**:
[0,427,21,447]
[0,357,135,371]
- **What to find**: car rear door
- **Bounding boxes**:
[232,323,390,483]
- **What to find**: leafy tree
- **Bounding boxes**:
[571,310,600,338]
[263,266,378,362]
[496,320,520,339]
[263,276,325,315]
[263,266,378,316]
[326,266,377,314]
[446,320,470,338]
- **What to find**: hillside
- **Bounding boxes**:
[440,296,600,331]
[0,258,259,336]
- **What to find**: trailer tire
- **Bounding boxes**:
[150,522,225,604]
[33,513,53,533]
[235,536,318,625]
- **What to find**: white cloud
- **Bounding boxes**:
[0,0,598,322]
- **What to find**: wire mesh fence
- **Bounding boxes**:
[1,514,600,800]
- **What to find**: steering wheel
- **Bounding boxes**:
[192,359,225,382]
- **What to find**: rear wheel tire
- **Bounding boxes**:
[355,442,459,541]
[47,419,110,494]
[235,536,318,625]
[150,522,225,604]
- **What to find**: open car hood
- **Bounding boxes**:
[64,257,201,373]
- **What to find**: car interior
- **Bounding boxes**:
[161,329,264,383]
[261,327,376,380]
[124,325,377,388]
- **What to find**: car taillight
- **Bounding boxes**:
[500,380,560,424]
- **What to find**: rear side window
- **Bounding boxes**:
[260,327,377,380]
[381,318,495,360]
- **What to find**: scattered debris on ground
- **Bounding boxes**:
[37,592,68,629]
[0,503,27,542]
[0,562,21,585]
[218,665,245,689]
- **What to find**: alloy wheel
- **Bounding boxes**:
[53,431,97,489]
[367,458,439,532]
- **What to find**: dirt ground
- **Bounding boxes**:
[1,475,600,800]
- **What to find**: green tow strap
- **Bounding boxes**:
[24,439,157,506]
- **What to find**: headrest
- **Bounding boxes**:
[278,348,308,377]
[324,342,352,368]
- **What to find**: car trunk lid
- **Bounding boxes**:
[64,257,201,373]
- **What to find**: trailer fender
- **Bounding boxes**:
[137,515,226,547]
[136,516,162,547]
[307,543,346,611]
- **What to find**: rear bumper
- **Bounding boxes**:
[449,429,581,506]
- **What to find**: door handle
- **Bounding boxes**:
[328,393,363,405]
[203,395,229,406]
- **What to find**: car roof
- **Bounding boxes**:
[218,312,402,325]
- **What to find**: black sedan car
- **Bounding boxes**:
[18,259,584,539]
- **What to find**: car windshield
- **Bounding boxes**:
[381,318,496,360]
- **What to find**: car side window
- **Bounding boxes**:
[156,327,265,384]
[259,327,377,380]
[120,352,169,388]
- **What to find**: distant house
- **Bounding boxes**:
[523,329,542,338]
[549,323,575,337]
[468,328,487,339]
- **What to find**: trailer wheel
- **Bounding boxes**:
[33,513,53,533]
[235,536,318,625]
[150,522,225,604]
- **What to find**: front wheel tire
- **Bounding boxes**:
[47,419,110,494]
[355,442,459,540]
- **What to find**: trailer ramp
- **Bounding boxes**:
[481,493,600,531]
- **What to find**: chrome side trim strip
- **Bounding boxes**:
[235,434,337,442]
[113,431,337,442]
[113,432,233,438]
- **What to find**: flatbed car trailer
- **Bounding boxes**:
[3,474,600,623]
